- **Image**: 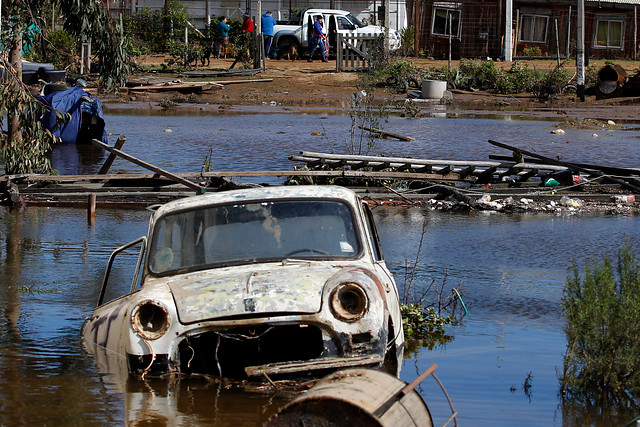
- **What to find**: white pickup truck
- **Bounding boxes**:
[272,8,400,57]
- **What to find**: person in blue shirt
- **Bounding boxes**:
[261,11,277,58]
[215,16,230,58]
[308,15,328,62]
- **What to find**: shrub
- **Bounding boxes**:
[561,241,640,408]
[522,45,542,57]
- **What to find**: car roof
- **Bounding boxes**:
[152,185,359,217]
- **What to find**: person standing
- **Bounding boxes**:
[241,13,254,33]
[261,11,277,58]
[215,16,230,58]
[231,13,254,69]
[308,15,328,62]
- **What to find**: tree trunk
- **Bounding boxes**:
[7,22,23,153]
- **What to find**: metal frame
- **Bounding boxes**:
[97,236,147,307]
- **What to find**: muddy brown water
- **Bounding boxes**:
[3,111,640,425]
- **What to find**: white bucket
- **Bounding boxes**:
[421,80,447,99]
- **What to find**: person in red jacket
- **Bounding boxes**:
[241,13,254,33]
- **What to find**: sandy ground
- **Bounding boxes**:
[106,54,640,120]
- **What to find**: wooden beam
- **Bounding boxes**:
[488,139,640,192]
[358,125,416,141]
[98,134,126,174]
[90,139,206,193]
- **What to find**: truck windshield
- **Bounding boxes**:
[346,13,365,27]
[149,199,361,274]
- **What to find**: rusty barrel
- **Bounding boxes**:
[265,369,433,427]
[598,64,627,95]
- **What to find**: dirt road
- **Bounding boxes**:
[118,55,640,120]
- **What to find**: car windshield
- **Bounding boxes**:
[346,13,365,27]
[149,199,361,274]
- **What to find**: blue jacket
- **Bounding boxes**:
[261,13,277,36]
[216,21,230,37]
[313,20,324,37]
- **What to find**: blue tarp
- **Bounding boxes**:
[38,87,108,145]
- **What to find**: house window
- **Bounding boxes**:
[519,15,548,43]
[432,6,460,37]
[595,20,623,48]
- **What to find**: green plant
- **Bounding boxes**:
[400,221,465,348]
[522,45,542,57]
[532,66,569,99]
[398,26,415,56]
[561,240,640,408]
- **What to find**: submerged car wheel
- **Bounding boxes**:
[131,300,170,340]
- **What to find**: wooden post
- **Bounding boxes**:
[566,6,572,58]
[384,0,390,53]
[413,0,420,57]
[98,134,126,174]
[88,194,96,225]
[555,19,560,66]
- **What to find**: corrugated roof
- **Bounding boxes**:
[590,0,640,5]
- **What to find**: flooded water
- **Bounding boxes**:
[3,110,640,425]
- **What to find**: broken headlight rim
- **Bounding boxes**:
[330,282,369,322]
[131,300,170,340]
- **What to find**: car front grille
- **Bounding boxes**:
[177,324,324,379]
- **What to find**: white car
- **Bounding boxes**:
[82,186,404,380]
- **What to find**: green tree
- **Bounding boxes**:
[1,0,129,174]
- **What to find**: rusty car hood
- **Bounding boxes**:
[166,262,344,324]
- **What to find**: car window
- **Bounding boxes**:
[149,199,361,274]
[346,13,365,28]
[337,17,352,30]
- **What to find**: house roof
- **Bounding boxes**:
[589,0,640,4]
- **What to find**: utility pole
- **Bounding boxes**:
[576,0,585,101]
[504,0,512,61]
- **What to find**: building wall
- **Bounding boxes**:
[413,0,640,59]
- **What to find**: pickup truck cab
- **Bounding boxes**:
[273,8,400,57]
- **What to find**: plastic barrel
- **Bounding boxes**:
[421,80,447,99]
[265,369,433,427]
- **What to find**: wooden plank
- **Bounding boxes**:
[90,139,205,193]
[206,79,273,85]
[297,151,503,168]
[245,355,383,377]
[358,125,416,141]
[128,82,223,92]
[98,134,126,174]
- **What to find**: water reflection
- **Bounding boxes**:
[49,143,106,175]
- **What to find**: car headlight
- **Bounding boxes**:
[330,283,368,322]
[131,300,170,340]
